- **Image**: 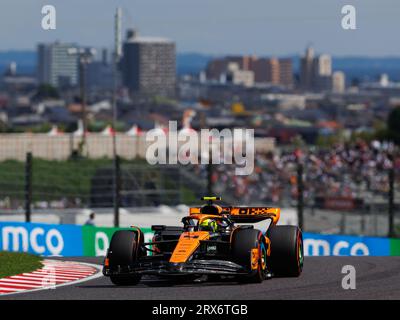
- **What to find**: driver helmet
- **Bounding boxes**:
[199,218,218,232]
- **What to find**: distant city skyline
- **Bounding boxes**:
[1,0,400,56]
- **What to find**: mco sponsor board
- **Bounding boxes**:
[0,222,152,257]
[1,222,399,257]
[303,233,400,256]
[0,222,83,256]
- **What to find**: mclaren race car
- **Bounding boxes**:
[102,197,304,285]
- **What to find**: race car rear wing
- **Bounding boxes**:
[189,207,280,225]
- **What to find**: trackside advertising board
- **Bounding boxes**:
[0,222,83,256]
[303,232,391,256]
[0,221,399,257]
[81,225,153,256]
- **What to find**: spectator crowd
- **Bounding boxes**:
[190,140,400,206]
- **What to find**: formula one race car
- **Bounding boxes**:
[103,197,304,285]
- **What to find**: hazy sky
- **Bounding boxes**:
[1,0,399,56]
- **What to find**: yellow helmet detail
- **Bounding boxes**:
[199,219,218,232]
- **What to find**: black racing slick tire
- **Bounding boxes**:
[232,228,267,283]
[267,225,303,277]
[108,230,142,286]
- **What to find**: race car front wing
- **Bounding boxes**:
[103,258,248,277]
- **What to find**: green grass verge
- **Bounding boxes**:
[0,252,43,278]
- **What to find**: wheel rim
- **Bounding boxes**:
[260,242,267,271]
[297,234,304,272]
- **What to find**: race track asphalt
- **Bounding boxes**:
[2,256,400,300]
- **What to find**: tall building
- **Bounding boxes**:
[252,58,280,84]
[278,58,293,87]
[313,54,332,77]
[122,29,176,97]
[300,47,333,91]
[300,47,314,90]
[332,71,346,93]
[312,54,332,91]
[37,42,79,88]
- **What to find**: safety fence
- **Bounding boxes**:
[0,155,187,214]
[0,221,399,257]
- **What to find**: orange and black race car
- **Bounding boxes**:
[102,197,304,285]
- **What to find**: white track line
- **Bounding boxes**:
[0,287,25,292]
[21,273,81,280]
[0,261,103,297]
[38,268,96,274]
[32,270,94,276]
[43,266,95,271]
[0,278,49,285]
[0,283,40,288]
[30,271,85,278]
[9,275,70,283]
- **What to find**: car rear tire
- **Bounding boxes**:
[108,230,142,286]
[267,225,303,277]
[232,228,267,283]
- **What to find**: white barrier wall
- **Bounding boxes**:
[0,133,275,161]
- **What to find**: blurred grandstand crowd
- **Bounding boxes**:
[191,140,400,206]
